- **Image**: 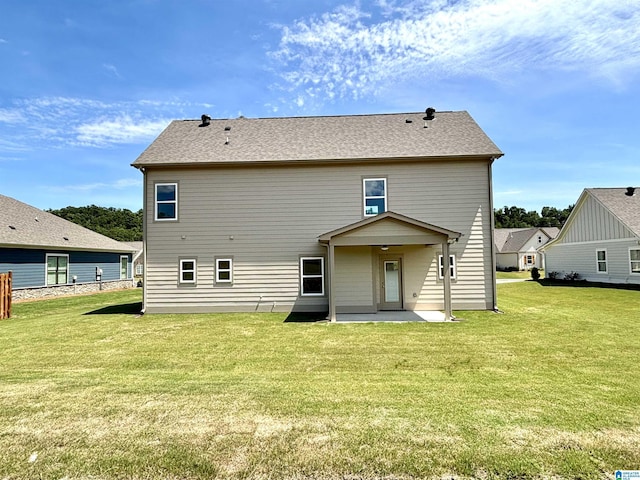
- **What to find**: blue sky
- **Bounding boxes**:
[1,0,639,213]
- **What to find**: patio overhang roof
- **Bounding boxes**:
[318,211,462,247]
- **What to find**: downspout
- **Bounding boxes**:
[140,166,148,314]
[488,159,498,311]
[321,242,336,322]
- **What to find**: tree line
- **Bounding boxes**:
[48,204,575,242]
[48,205,143,242]
[494,205,574,229]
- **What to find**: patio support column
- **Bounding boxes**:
[442,239,452,321]
[328,241,337,322]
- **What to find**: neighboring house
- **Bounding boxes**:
[494,227,559,271]
[124,241,144,277]
[542,188,640,284]
[0,194,136,299]
[132,110,503,320]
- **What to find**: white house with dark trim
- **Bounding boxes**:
[494,227,559,271]
[0,194,136,299]
[542,188,640,284]
[132,109,504,320]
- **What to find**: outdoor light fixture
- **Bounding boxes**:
[381,245,389,251]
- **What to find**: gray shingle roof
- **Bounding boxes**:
[0,194,136,253]
[132,111,503,167]
[494,227,559,253]
[588,188,640,236]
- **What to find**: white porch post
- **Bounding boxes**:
[442,240,452,321]
[329,242,337,322]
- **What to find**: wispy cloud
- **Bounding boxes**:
[0,97,207,151]
[48,177,142,193]
[270,0,640,103]
[103,63,123,79]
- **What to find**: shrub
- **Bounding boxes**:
[531,267,540,280]
[548,271,560,279]
[564,271,580,281]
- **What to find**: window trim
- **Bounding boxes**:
[630,248,640,275]
[45,253,69,286]
[524,254,535,266]
[154,182,178,221]
[120,255,129,280]
[596,249,608,274]
[363,177,387,217]
[300,256,325,296]
[215,257,234,285]
[179,258,197,285]
[438,254,457,280]
[135,263,144,276]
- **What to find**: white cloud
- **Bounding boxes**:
[0,97,206,151]
[76,115,170,147]
[103,63,122,79]
[270,0,640,102]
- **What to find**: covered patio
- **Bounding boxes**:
[318,211,462,323]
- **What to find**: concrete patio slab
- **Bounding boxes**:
[336,310,448,323]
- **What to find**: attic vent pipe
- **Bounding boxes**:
[423,107,436,127]
[199,114,211,127]
[626,186,636,197]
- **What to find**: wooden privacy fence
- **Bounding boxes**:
[1,271,11,320]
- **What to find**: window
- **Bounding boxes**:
[630,248,640,274]
[596,249,607,273]
[300,257,325,296]
[438,255,456,280]
[525,254,535,266]
[46,254,69,285]
[179,259,196,284]
[135,264,144,276]
[155,183,178,221]
[216,258,233,284]
[120,256,128,279]
[363,178,387,216]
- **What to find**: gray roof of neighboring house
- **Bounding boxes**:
[494,227,560,253]
[588,188,640,237]
[0,194,136,253]
[132,110,503,167]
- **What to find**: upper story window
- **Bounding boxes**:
[596,249,607,273]
[363,178,387,216]
[155,183,178,221]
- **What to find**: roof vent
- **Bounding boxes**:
[9,225,16,230]
[63,236,69,241]
[423,107,436,127]
[224,126,231,131]
[625,186,636,197]
[199,114,211,127]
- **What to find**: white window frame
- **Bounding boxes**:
[596,249,608,274]
[363,178,387,217]
[215,258,233,284]
[120,255,129,279]
[438,254,457,280]
[630,248,640,275]
[524,254,535,266]
[300,257,325,296]
[45,253,69,286]
[179,258,197,284]
[155,182,178,221]
[135,264,144,276]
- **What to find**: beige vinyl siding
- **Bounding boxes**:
[561,195,635,244]
[545,239,640,284]
[144,160,494,312]
[334,247,375,312]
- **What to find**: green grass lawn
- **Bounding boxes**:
[496,269,538,280]
[1,284,639,479]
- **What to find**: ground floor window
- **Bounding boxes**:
[300,257,324,296]
[524,254,535,266]
[46,254,69,285]
[630,248,640,274]
[216,258,233,284]
[120,256,128,279]
[135,264,144,276]
[438,254,456,280]
[179,259,197,284]
[596,249,607,273]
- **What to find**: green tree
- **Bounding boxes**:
[47,205,143,241]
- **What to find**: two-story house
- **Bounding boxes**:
[132,110,503,320]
